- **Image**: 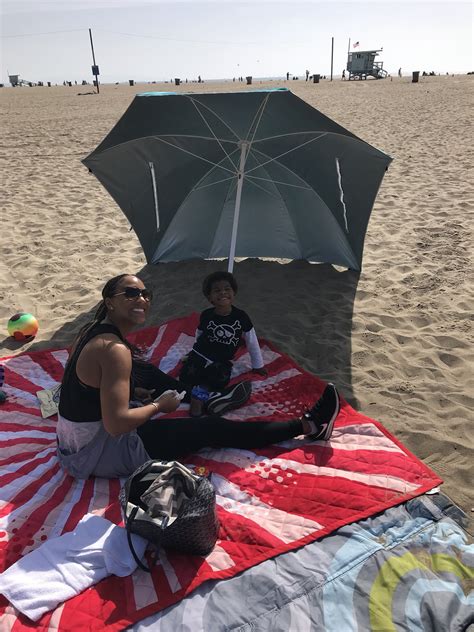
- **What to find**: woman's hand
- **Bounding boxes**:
[153,389,184,414]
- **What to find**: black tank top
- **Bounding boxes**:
[58,323,129,423]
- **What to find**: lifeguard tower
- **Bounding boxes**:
[346,50,387,80]
[9,74,37,87]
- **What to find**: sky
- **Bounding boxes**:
[1,1,472,85]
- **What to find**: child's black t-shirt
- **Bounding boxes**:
[193,306,253,362]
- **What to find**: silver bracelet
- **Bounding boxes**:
[150,401,159,412]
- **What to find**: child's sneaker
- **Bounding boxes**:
[304,383,340,441]
[206,381,252,416]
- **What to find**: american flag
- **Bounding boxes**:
[353,41,360,48]
[0,314,441,631]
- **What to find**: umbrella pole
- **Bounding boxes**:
[228,141,248,273]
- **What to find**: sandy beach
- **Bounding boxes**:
[1,75,472,517]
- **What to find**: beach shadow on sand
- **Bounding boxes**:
[7,260,361,409]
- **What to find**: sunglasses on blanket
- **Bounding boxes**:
[113,287,153,301]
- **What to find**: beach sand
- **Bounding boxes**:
[1,75,472,516]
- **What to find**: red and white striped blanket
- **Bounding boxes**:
[0,314,441,631]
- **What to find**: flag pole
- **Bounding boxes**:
[89,28,100,94]
[347,37,351,54]
[228,141,248,273]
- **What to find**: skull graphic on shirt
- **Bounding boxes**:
[207,320,242,346]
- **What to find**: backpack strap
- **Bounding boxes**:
[125,506,154,573]
[123,462,162,573]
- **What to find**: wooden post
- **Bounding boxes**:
[330,37,334,81]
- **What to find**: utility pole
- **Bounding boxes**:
[89,28,100,93]
[330,37,334,81]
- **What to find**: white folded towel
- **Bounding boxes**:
[0,513,147,622]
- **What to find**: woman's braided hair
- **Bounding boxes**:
[61,274,136,385]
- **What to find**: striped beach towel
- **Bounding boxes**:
[0,314,441,631]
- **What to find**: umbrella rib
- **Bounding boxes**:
[244,150,312,200]
[250,146,319,191]
[152,133,238,144]
[187,97,238,169]
[190,146,240,191]
[225,173,239,200]
[90,134,238,159]
[251,130,331,143]
[185,96,240,141]
[253,129,390,159]
[245,133,328,175]
[167,148,240,217]
[152,136,237,175]
[193,175,236,192]
[245,92,271,149]
[246,174,313,191]
[244,176,282,201]
[244,150,283,199]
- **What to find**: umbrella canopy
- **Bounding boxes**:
[83,88,391,271]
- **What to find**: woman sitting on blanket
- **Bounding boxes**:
[57,273,340,479]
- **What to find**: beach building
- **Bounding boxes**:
[346,50,388,80]
[8,74,38,87]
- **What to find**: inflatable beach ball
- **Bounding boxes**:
[7,312,39,341]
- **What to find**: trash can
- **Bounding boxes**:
[174,78,181,86]
[412,71,420,83]
[246,76,252,85]
[47,82,51,87]
[313,74,320,83]
[129,79,134,86]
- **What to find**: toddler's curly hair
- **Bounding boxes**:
[202,271,238,297]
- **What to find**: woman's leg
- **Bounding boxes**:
[137,383,340,459]
[137,416,305,460]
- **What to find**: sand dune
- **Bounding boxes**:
[1,75,472,517]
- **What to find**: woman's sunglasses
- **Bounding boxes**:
[113,287,153,301]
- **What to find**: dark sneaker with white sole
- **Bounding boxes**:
[304,383,340,441]
[206,380,252,416]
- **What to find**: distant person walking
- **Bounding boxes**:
[342,69,346,80]
[286,71,290,81]
[305,69,309,81]
[398,67,402,77]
